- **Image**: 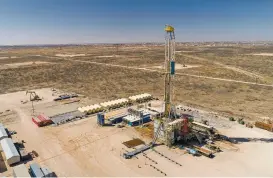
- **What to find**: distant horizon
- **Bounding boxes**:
[1,40,273,47]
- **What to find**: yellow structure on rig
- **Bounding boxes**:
[164,25,175,32]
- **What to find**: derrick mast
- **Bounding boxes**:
[164,25,175,121]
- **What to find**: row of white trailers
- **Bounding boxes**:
[0,123,20,165]
[78,93,152,114]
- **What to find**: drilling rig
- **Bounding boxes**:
[123,25,176,159]
[153,24,177,147]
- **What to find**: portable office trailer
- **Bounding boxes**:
[13,164,31,177]
[123,113,151,126]
[41,167,54,177]
[29,163,44,178]
[0,123,8,141]
[0,138,20,165]
[108,115,124,124]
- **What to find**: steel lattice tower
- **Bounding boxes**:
[164,25,175,121]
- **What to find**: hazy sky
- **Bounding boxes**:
[0,0,273,45]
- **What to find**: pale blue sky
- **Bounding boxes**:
[0,0,273,45]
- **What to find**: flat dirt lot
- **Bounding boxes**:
[0,88,272,177]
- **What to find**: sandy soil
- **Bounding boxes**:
[55,54,86,57]
[0,56,17,60]
[96,55,120,58]
[252,53,273,56]
[0,61,53,70]
[0,88,273,177]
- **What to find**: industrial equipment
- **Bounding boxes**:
[26,91,42,115]
[53,93,78,101]
[123,25,176,159]
[26,91,42,101]
[193,145,213,158]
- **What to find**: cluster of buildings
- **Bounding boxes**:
[31,93,153,127]
[0,123,20,165]
[0,123,55,177]
[13,163,54,177]
[97,107,162,127]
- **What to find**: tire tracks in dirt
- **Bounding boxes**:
[59,57,273,88]
[179,54,265,80]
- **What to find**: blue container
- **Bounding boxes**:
[142,115,151,123]
[170,61,175,75]
[97,113,105,125]
[188,148,197,155]
[110,116,123,124]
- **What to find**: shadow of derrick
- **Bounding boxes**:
[231,137,273,143]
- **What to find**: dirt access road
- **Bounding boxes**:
[62,57,273,88]
[180,54,265,80]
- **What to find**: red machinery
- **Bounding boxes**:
[32,114,52,127]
